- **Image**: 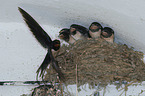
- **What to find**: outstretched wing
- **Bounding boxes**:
[18,7,52,48]
[19,7,65,81]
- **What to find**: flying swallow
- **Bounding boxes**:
[101,27,114,43]
[18,7,65,81]
[59,28,76,44]
[89,22,103,38]
[70,24,91,40]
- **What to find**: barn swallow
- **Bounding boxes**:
[70,24,91,40]
[101,27,114,43]
[18,7,65,81]
[59,28,76,44]
[89,22,103,38]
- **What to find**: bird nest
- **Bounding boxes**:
[44,38,145,86]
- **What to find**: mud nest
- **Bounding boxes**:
[44,38,145,86]
[31,85,62,96]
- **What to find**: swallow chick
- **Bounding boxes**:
[18,7,65,81]
[59,28,76,44]
[89,22,103,38]
[70,24,91,40]
[101,27,114,43]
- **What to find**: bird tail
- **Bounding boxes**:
[36,52,51,81]
[51,60,65,81]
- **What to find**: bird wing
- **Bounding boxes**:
[19,7,65,81]
[18,7,52,48]
[71,24,90,37]
[49,49,65,81]
[36,51,51,80]
[36,48,65,81]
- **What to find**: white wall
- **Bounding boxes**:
[0,0,145,95]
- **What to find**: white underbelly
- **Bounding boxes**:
[89,31,101,38]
